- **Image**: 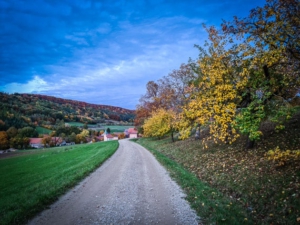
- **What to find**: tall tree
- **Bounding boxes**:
[135,64,195,131]
[179,27,247,144]
[178,0,300,148]
[222,0,300,147]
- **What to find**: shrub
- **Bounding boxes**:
[266,146,300,166]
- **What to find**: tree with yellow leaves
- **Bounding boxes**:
[143,108,177,141]
[179,0,299,148]
[179,27,248,144]
[138,0,299,149]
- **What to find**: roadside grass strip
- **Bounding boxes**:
[0,141,119,225]
[133,138,251,225]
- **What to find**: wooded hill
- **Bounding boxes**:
[0,92,135,131]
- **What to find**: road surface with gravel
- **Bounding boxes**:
[28,139,199,225]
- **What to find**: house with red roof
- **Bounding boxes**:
[103,133,118,141]
[125,128,138,138]
[29,138,44,148]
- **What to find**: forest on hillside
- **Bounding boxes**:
[0,93,135,131]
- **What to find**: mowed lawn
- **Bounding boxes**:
[104,125,133,132]
[0,141,119,225]
[66,122,84,126]
[66,122,134,132]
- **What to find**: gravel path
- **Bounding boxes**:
[28,139,199,225]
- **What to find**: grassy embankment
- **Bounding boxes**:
[0,141,119,225]
[134,113,300,225]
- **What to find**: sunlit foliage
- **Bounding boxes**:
[143,108,176,140]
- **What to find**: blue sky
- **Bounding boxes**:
[0,0,265,109]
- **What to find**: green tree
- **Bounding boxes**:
[6,127,18,138]
[221,0,300,148]
[18,127,38,138]
[68,132,76,143]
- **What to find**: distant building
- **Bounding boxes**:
[103,131,118,141]
[29,138,44,148]
[125,128,138,139]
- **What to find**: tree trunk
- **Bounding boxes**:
[171,130,174,142]
[246,136,255,149]
[225,124,232,144]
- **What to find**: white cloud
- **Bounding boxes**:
[2,76,49,93]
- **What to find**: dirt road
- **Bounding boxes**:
[28,139,199,225]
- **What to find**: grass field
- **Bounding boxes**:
[0,141,119,225]
[103,125,133,132]
[66,122,84,126]
[66,122,133,132]
[36,126,52,134]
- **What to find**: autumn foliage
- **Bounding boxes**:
[143,108,177,140]
[138,0,300,148]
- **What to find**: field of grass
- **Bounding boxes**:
[134,112,300,225]
[104,125,133,132]
[66,122,84,126]
[66,122,133,132]
[36,126,52,134]
[0,141,119,225]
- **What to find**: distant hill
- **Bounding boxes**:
[0,92,135,131]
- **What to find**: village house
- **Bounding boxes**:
[29,138,44,148]
[124,128,138,138]
[29,137,70,148]
[102,131,118,141]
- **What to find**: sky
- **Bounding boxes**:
[0,0,266,109]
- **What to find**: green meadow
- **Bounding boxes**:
[0,141,119,225]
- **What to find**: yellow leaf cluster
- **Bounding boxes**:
[143,108,176,138]
[178,31,248,143]
[266,147,300,166]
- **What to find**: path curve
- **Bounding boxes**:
[28,139,199,225]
